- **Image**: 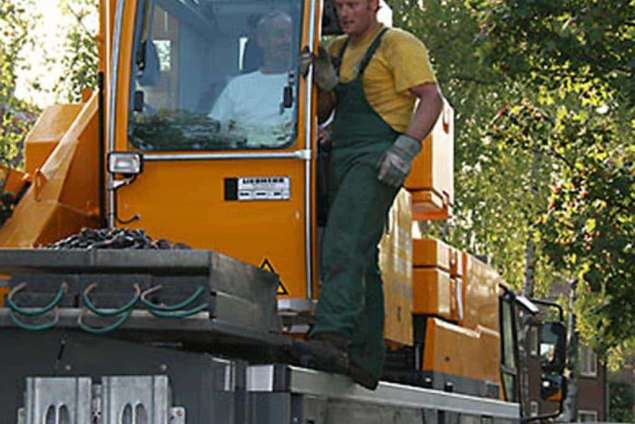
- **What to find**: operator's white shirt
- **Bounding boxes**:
[209,70,292,130]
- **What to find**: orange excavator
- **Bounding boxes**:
[0,0,566,423]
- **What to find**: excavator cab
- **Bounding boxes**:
[107,0,318,312]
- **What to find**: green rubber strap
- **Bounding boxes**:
[82,284,140,317]
[9,308,59,331]
[78,309,132,334]
[7,283,66,317]
[140,286,206,312]
[148,302,209,319]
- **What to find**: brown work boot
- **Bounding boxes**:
[348,362,379,390]
[289,333,350,375]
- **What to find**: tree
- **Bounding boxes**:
[386,0,556,293]
[478,0,635,355]
[386,0,634,360]
[0,0,39,168]
[54,0,99,102]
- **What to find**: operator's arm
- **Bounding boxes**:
[317,89,336,123]
[313,46,338,123]
[403,83,442,141]
[209,79,235,122]
[376,32,442,188]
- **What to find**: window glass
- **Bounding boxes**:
[579,344,598,377]
[529,401,539,417]
[500,299,517,401]
[128,0,302,151]
[501,301,517,369]
[578,410,598,422]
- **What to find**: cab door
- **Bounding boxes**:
[107,0,319,309]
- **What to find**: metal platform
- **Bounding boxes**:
[247,365,520,424]
[0,248,286,359]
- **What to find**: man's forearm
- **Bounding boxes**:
[404,83,443,141]
[317,90,336,123]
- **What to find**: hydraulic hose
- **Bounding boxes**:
[9,308,59,331]
[82,283,141,317]
[140,285,206,312]
[78,308,132,334]
[147,302,209,319]
[7,282,67,317]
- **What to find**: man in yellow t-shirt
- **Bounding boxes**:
[292,0,442,390]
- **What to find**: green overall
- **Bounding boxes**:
[311,28,399,382]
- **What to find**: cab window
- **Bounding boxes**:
[500,296,518,402]
[128,0,303,151]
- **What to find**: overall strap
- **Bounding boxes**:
[333,37,350,75]
[333,27,390,77]
[357,27,390,76]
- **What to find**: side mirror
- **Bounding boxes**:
[539,321,567,373]
[541,373,567,402]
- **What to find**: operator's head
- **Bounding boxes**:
[256,11,293,73]
[334,0,379,38]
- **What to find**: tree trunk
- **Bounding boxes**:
[518,149,539,416]
[558,280,579,422]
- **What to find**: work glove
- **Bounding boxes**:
[298,46,338,91]
[377,134,421,188]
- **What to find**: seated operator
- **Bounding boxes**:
[209,12,294,146]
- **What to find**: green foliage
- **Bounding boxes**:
[55,0,99,102]
[387,1,555,289]
[609,381,635,423]
[387,0,634,355]
[475,0,635,354]
[479,0,635,107]
[0,0,38,168]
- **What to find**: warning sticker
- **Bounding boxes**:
[238,176,290,201]
[259,258,289,295]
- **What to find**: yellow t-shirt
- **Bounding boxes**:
[327,24,436,133]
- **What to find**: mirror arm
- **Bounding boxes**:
[530,298,564,321]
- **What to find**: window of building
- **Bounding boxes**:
[529,401,539,417]
[579,344,597,377]
[578,410,598,422]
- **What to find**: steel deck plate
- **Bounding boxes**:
[247,365,520,419]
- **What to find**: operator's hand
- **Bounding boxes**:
[377,134,421,188]
[298,46,338,92]
[317,126,332,149]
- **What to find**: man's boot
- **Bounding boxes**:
[289,333,350,375]
[348,362,379,390]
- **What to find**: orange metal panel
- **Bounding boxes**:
[380,190,413,346]
[0,166,27,195]
[0,96,100,247]
[25,105,83,176]
[0,285,7,307]
[405,102,454,221]
[460,253,501,332]
[449,246,463,277]
[412,268,452,318]
[412,238,451,270]
[117,158,308,300]
[423,317,502,397]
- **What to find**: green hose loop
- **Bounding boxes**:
[147,302,209,319]
[140,285,206,312]
[7,282,67,317]
[82,283,141,317]
[9,308,59,331]
[77,308,132,334]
